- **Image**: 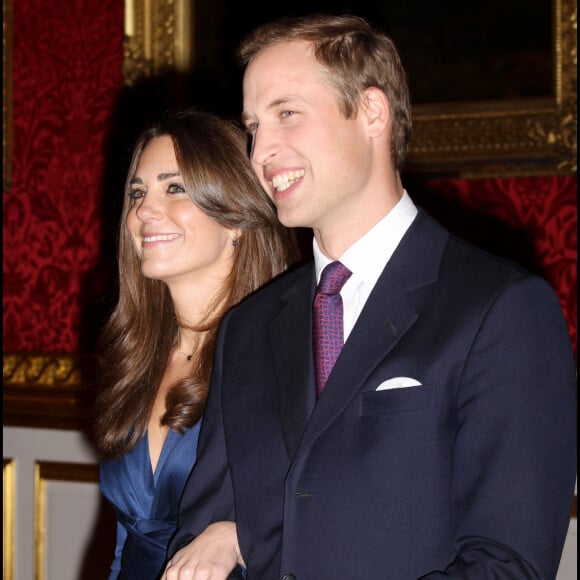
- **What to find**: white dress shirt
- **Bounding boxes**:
[313,189,418,341]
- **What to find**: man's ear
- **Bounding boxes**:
[361,87,390,138]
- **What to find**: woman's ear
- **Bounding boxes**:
[361,87,390,138]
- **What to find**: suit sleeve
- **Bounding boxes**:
[168,313,236,557]
[421,275,576,579]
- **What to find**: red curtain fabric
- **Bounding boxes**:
[2,1,576,362]
[3,0,124,352]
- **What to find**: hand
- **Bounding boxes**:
[162,521,245,580]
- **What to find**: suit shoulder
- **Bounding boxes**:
[233,262,312,313]
[444,231,530,282]
[440,231,562,316]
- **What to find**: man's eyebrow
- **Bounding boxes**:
[268,97,296,109]
[241,97,301,125]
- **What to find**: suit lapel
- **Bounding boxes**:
[296,210,448,455]
[271,265,317,460]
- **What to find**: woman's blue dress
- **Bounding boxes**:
[100,423,201,579]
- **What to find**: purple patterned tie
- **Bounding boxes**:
[312,261,352,398]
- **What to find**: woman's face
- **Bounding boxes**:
[126,135,236,290]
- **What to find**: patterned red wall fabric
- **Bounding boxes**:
[2,2,576,362]
[3,0,124,353]
[414,176,577,359]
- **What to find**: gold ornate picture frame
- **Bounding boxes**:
[123,0,192,85]
[407,0,577,177]
[122,0,576,178]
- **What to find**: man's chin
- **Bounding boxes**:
[277,212,307,229]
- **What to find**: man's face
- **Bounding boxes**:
[242,40,374,238]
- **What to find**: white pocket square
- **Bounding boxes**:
[375,377,422,390]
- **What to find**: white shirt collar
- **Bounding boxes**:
[313,189,418,286]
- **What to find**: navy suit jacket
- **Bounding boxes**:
[171,210,576,579]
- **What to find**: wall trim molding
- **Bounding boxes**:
[3,353,97,431]
[3,458,15,580]
[34,461,101,580]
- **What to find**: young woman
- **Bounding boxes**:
[94,108,298,579]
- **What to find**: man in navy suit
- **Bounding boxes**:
[164,14,576,579]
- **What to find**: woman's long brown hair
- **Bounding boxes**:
[94,109,299,459]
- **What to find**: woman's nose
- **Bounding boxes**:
[134,194,162,222]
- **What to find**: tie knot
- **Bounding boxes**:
[317,261,352,295]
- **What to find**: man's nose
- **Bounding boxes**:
[250,126,279,166]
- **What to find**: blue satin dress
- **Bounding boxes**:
[100,422,201,579]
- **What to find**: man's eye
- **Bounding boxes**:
[280,110,296,119]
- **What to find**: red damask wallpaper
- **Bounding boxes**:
[3,0,124,353]
[2,1,577,363]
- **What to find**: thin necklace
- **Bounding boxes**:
[177,327,194,361]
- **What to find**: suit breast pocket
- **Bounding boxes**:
[362,383,435,415]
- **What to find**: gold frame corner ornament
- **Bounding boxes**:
[123,0,192,85]
[407,0,577,177]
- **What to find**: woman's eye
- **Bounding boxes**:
[129,189,145,200]
[167,183,186,194]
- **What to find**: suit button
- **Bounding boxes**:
[281,575,296,580]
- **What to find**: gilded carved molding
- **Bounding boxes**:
[553,0,577,168]
[3,354,95,430]
[3,354,82,387]
[408,0,577,177]
[3,459,15,580]
[123,0,192,85]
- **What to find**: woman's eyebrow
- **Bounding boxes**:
[157,172,181,181]
[129,172,181,185]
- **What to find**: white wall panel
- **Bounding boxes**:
[3,427,115,580]
[44,480,106,579]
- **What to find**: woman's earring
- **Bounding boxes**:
[232,233,238,247]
